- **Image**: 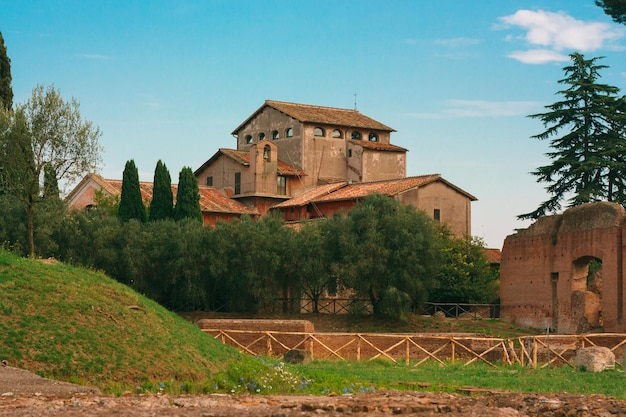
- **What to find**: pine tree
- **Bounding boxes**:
[118,160,146,222]
[174,167,202,222]
[519,53,626,220]
[596,0,626,24]
[149,160,174,221]
[0,32,13,110]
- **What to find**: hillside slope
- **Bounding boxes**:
[0,250,240,390]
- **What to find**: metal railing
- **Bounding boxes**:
[267,299,499,318]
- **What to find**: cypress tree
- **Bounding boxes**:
[0,32,13,110]
[149,160,174,221]
[42,164,60,200]
[174,166,202,222]
[118,160,146,222]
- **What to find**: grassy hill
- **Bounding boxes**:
[0,250,242,392]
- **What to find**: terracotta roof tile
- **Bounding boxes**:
[272,182,348,208]
[484,248,502,265]
[233,100,395,134]
[195,148,306,177]
[103,178,258,215]
[313,175,443,202]
[273,175,477,208]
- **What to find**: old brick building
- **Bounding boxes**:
[194,100,475,236]
[69,100,475,237]
[500,202,626,333]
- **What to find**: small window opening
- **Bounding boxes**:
[433,208,440,221]
[206,176,213,186]
[245,135,253,144]
[348,149,352,157]
[351,131,361,140]
[332,129,342,138]
[234,172,241,195]
[368,133,378,142]
[272,130,279,140]
[286,128,294,138]
[259,132,266,141]
[314,127,325,137]
[277,175,286,195]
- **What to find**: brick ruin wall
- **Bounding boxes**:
[500,202,626,333]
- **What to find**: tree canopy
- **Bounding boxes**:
[149,160,174,221]
[596,0,626,24]
[519,53,626,220]
[0,31,12,110]
[174,166,202,222]
[118,159,146,222]
[0,85,101,256]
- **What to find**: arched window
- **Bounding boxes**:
[245,135,253,144]
[286,128,294,138]
[368,133,378,142]
[314,127,325,137]
[263,145,271,161]
[259,132,266,141]
[272,130,279,140]
[332,129,342,138]
[351,131,361,140]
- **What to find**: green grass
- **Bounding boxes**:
[291,360,626,400]
[0,250,245,393]
[0,249,622,400]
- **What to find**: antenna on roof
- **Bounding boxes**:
[353,92,358,111]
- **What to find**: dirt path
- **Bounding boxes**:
[1,366,625,416]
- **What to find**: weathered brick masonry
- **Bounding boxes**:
[500,202,626,334]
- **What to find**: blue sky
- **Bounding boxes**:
[1,0,625,248]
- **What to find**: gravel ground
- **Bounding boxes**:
[2,365,626,416]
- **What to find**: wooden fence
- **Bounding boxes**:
[202,329,626,369]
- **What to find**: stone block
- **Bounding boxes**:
[283,349,312,364]
[574,346,615,372]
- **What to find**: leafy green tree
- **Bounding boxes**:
[429,233,499,304]
[174,166,202,222]
[0,85,102,257]
[294,221,335,313]
[42,164,60,200]
[519,53,626,220]
[149,160,174,221]
[596,0,626,24]
[118,160,146,222]
[0,32,12,110]
[343,194,442,320]
[35,164,65,257]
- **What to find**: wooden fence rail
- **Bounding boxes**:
[203,329,626,369]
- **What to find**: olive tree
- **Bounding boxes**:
[0,85,102,257]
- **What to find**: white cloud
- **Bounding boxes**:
[498,9,625,64]
[409,99,542,119]
[507,49,569,64]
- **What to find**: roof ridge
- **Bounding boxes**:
[346,174,441,186]
[265,99,359,113]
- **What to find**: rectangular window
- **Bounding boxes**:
[206,176,213,186]
[277,175,286,195]
[234,172,241,195]
[433,208,440,221]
